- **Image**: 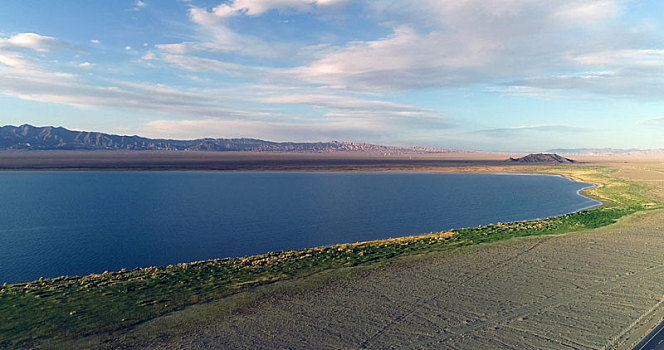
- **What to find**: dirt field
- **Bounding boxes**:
[55,156,664,350]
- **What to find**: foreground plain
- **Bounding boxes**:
[126,209,664,349]
[2,153,664,349]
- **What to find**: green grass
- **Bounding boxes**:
[0,166,659,347]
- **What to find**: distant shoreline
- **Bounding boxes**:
[0,150,606,210]
[0,150,606,209]
[0,149,584,172]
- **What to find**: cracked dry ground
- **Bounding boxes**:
[115,162,664,350]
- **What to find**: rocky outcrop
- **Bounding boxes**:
[507,153,575,164]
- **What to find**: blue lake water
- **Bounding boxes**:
[0,171,600,283]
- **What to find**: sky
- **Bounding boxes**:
[1,0,664,152]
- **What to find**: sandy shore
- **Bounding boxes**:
[43,156,664,349]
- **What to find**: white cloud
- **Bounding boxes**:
[141,51,156,61]
[190,0,345,23]
[157,0,639,92]
[90,39,100,44]
[0,33,66,52]
[288,26,497,89]
[553,0,621,24]
[78,62,94,68]
[134,0,146,10]
[152,0,641,94]
[286,0,634,90]
[170,0,347,58]
[125,46,132,51]
[0,53,33,68]
[156,43,189,54]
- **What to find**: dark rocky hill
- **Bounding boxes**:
[507,153,575,164]
[0,124,458,153]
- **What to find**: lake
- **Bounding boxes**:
[0,171,600,283]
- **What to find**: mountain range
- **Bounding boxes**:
[0,124,462,153]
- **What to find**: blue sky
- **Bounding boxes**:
[1,0,664,151]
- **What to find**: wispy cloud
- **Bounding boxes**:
[0,38,450,143]
[476,125,588,136]
[159,53,275,78]
[283,0,632,90]
[260,94,430,113]
[0,52,34,68]
[140,117,385,142]
[506,48,664,99]
[508,70,664,99]
[189,0,346,22]
[152,0,652,97]
[638,116,664,126]
[167,0,339,58]
[0,56,270,121]
[259,93,449,127]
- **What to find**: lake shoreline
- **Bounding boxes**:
[1,165,655,347]
[0,168,609,283]
[0,170,601,284]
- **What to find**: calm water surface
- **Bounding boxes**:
[0,171,599,283]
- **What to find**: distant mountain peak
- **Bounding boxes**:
[507,153,575,164]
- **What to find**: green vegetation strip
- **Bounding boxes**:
[0,166,659,347]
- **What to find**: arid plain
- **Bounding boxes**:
[29,153,664,350]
